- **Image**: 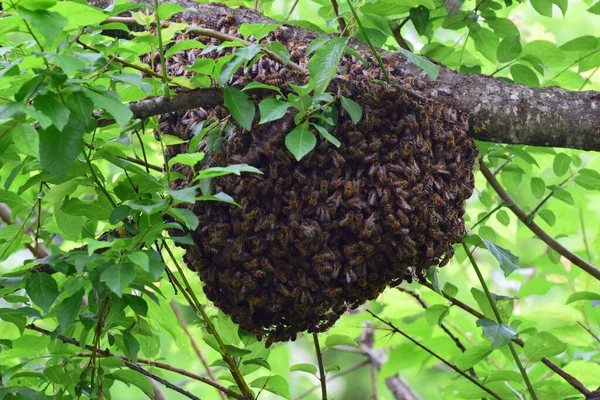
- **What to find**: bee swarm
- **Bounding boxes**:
[153,16,477,346]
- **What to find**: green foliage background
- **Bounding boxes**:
[0,0,599,399]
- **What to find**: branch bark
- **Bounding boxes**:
[122,1,600,152]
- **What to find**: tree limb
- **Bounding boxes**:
[122,1,600,152]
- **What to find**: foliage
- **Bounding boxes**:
[0,0,598,399]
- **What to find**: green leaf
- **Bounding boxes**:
[531,0,553,17]
[566,291,600,304]
[224,87,255,130]
[551,187,574,205]
[243,358,272,371]
[238,23,281,40]
[65,91,96,133]
[57,289,84,333]
[100,263,136,297]
[524,331,566,362]
[82,88,133,127]
[476,318,517,349]
[121,331,140,362]
[168,152,205,168]
[44,365,67,384]
[325,334,358,348]
[395,47,440,80]
[530,177,546,199]
[443,282,458,298]
[496,210,510,226]
[487,18,520,38]
[290,363,317,375]
[425,304,450,326]
[61,197,112,220]
[575,169,600,191]
[486,370,523,384]
[50,1,106,30]
[266,42,290,66]
[165,40,206,59]
[497,35,522,63]
[33,93,69,130]
[471,27,499,63]
[12,123,39,158]
[186,58,215,75]
[0,308,27,333]
[456,344,492,370]
[242,81,282,94]
[480,238,520,277]
[339,96,362,124]
[510,64,539,86]
[306,36,329,56]
[285,122,316,161]
[124,294,148,317]
[552,153,571,176]
[39,119,84,179]
[196,164,262,179]
[157,3,187,20]
[54,201,85,241]
[259,98,290,124]
[307,37,347,95]
[111,369,154,396]
[25,273,58,313]
[250,375,291,400]
[17,8,67,47]
[312,124,341,147]
[409,6,430,36]
[538,209,556,226]
[589,1,600,14]
[559,36,599,52]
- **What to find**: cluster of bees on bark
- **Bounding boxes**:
[146,13,477,346]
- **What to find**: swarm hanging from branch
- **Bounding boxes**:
[150,17,477,345]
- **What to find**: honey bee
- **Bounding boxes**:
[273,268,288,283]
[329,150,346,167]
[216,14,234,30]
[316,263,333,273]
[259,258,274,272]
[290,287,301,298]
[385,214,400,230]
[326,191,342,207]
[265,76,283,87]
[209,151,224,167]
[338,211,354,227]
[325,288,343,297]
[242,275,257,292]
[313,250,335,263]
[344,268,357,283]
[406,114,419,130]
[293,168,307,184]
[243,208,259,221]
[252,269,266,279]
[241,219,254,232]
[343,181,353,198]
[274,177,285,194]
[255,214,276,232]
[345,197,365,209]
[319,180,329,198]
[396,209,410,225]
[362,212,378,237]
[299,222,317,238]
[347,147,363,159]
[275,148,292,166]
[348,131,363,143]
[243,259,259,270]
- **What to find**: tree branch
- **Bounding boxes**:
[479,160,600,281]
[366,310,502,400]
[420,281,591,396]
[122,1,600,152]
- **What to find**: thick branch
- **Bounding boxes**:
[124,1,600,152]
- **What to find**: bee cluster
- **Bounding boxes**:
[150,15,477,346]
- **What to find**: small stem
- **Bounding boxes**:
[330,0,347,35]
[461,240,538,400]
[577,321,600,344]
[85,142,163,172]
[527,173,574,220]
[163,242,256,400]
[366,310,502,400]
[83,150,118,208]
[152,0,171,98]
[579,66,599,90]
[346,0,390,83]
[285,0,300,20]
[313,333,328,400]
[549,48,600,82]
[170,300,228,400]
[490,60,518,77]
[579,208,592,262]
[470,202,505,230]
[294,359,369,400]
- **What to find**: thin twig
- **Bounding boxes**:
[294,359,369,400]
[162,242,255,400]
[420,281,590,395]
[527,173,574,220]
[461,240,538,400]
[470,202,505,230]
[329,0,348,35]
[346,0,390,83]
[85,142,164,172]
[577,321,600,343]
[479,159,600,281]
[186,27,305,73]
[549,48,600,82]
[170,300,227,400]
[153,0,170,98]
[26,324,203,400]
[396,286,478,379]
[579,209,593,262]
[366,310,502,400]
[313,333,328,400]
[0,203,48,259]
[285,0,300,20]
